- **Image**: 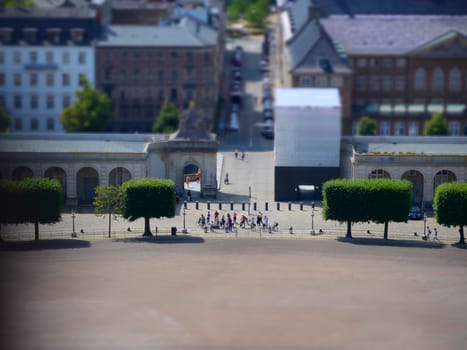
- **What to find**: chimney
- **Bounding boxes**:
[309,4,321,19]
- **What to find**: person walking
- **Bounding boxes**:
[433,227,439,241]
[241,151,245,160]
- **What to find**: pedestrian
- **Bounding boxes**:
[187,190,192,202]
[241,151,245,160]
[426,226,432,239]
[433,227,439,241]
[206,211,211,225]
[224,173,229,184]
[233,211,237,224]
[235,149,238,159]
[263,215,269,229]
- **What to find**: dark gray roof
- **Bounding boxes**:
[287,19,321,70]
[286,0,313,34]
[97,16,217,47]
[321,15,467,55]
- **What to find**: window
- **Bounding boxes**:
[71,28,84,43]
[15,118,22,130]
[351,121,359,136]
[396,58,406,68]
[0,29,12,43]
[380,121,390,136]
[414,67,426,91]
[408,121,419,136]
[170,88,177,101]
[315,76,327,87]
[30,118,38,130]
[23,28,37,43]
[357,58,367,67]
[105,52,112,63]
[30,95,38,109]
[299,76,312,86]
[159,52,165,61]
[29,51,38,64]
[369,169,390,179]
[104,67,112,81]
[47,28,61,43]
[30,73,38,86]
[46,73,54,86]
[14,96,22,109]
[158,89,164,101]
[448,67,461,92]
[186,52,193,64]
[46,51,54,64]
[382,76,392,91]
[431,67,444,92]
[62,73,70,86]
[355,76,366,90]
[448,121,460,136]
[394,76,406,91]
[14,73,21,86]
[394,121,405,136]
[46,96,54,109]
[330,76,343,87]
[369,76,379,91]
[382,58,393,68]
[62,52,70,64]
[78,52,86,64]
[369,58,380,67]
[47,118,54,130]
[172,70,178,82]
[13,51,21,64]
[63,95,71,108]
[171,52,178,60]
[0,73,5,86]
[204,52,210,64]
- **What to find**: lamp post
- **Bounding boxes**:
[182,207,187,233]
[248,186,251,216]
[423,214,427,237]
[71,211,77,237]
[311,207,315,234]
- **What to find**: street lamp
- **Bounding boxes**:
[71,211,77,237]
[311,207,315,234]
[423,214,427,237]
[182,207,187,233]
[248,186,251,216]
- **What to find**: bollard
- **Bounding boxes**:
[242,202,245,211]
[300,202,303,211]
[219,202,222,210]
[277,202,280,211]
[265,202,268,211]
[195,201,199,210]
[207,201,211,210]
[253,202,257,211]
[184,201,187,209]
[288,202,292,211]
[230,201,234,210]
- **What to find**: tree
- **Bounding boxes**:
[433,182,467,244]
[152,100,180,133]
[227,0,250,21]
[60,76,111,132]
[93,185,124,238]
[121,178,176,236]
[423,112,448,136]
[0,105,11,132]
[358,116,376,135]
[4,0,35,8]
[0,178,63,241]
[323,179,412,239]
[245,1,269,29]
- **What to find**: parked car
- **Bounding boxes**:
[231,69,242,81]
[261,119,274,139]
[263,109,273,121]
[408,205,422,220]
[263,98,273,111]
[227,111,239,131]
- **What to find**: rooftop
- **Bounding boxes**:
[275,88,341,108]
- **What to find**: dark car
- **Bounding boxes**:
[408,205,422,220]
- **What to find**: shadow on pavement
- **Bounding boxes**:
[451,242,467,249]
[0,239,91,251]
[112,235,205,244]
[337,237,445,249]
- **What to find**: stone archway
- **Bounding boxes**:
[77,167,99,204]
[109,167,132,186]
[368,169,391,179]
[45,167,67,200]
[12,166,34,180]
[401,170,424,205]
[183,163,201,195]
[433,170,456,194]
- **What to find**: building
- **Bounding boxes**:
[0,5,99,132]
[110,0,174,25]
[96,15,221,132]
[277,0,467,136]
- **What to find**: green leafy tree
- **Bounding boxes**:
[245,1,268,29]
[152,100,180,133]
[434,182,467,244]
[121,178,176,236]
[323,179,412,239]
[358,115,376,135]
[423,112,448,136]
[93,185,124,238]
[0,105,11,132]
[227,0,249,20]
[4,0,35,8]
[0,178,63,241]
[60,76,111,132]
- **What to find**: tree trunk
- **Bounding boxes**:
[34,221,39,241]
[458,225,465,244]
[108,212,112,238]
[346,221,352,238]
[143,217,152,236]
[384,221,388,240]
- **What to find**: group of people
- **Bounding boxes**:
[197,210,278,233]
[414,226,439,241]
[234,149,245,160]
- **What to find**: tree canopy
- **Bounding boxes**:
[358,116,376,135]
[93,185,124,238]
[0,105,11,132]
[0,178,63,240]
[4,0,35,8]
[152,100,180,133]
[423,112,448,136]
[121,178,176,236]
[60,76,111,132]
[323,179,412,239]
[434,182,467,244]
[227,0,270,29]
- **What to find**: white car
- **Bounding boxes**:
[227,112,240,131]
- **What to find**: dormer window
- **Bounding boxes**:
[47,28,61,44]
[70,28,84,43]
[0,28,13,43]
[23,28,37,43]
